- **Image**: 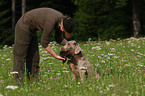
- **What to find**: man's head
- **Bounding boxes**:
[59,17,75,38]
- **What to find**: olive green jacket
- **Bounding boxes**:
[19,8,65,48]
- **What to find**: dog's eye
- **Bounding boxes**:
[74,42,77,45]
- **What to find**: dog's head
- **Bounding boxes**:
[59,50,70,58]
[59,50,71,64]
[61,40,82,55]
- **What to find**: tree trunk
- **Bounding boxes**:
[22,0,26,16]
[132,0,141,37]
[12,0,15,34]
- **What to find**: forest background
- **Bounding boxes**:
[0,0,145,46]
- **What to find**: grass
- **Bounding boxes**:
[0,37,145,96]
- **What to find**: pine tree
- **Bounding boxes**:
[0,0,12,46]
[74,0,131,41]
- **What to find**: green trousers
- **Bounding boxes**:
[13,18,40,82]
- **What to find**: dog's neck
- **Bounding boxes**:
[76,51,82,55]
[73,51,83,59]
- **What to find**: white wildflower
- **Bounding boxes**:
[42,57,54,60]
[128,40,131,43]
[3,45,8,49]
[42,54,48,56]
[136,92,139,94]
[130,49,134,52]
[6,58,11,61]
[130,37,136,40]
[117,38,120,40]
[105,41,110,45]
[98,56,101,58]
[56,73,61,75]
[110,67,113,69]
[126,91,129,93]
[119,43,123,45]
[137,64,143,67]
[48,63,53,65]
[8,46,13,48]
[88,38,92,42]
[138,52,143,55]
[41,51,47,53]
[3,55,7,57]
[130,43,136,46]
[108,53,114,56]
[137,55,141,57]
[39,45,42,48]
[102,60,105,63]
[122,60,127,62]
[124,64,130,67]
[110,48,115,52]
[79,67,87,70]
[63,67,67,70]
[109,85,115,87]
[113,56,119,59]
[62,71,70,73]
[111,94,116,96]
[10,71,18,74]
[92,46,101,50]
[0,93,3,96]
[99,91,103,93]
[91,55,95,57]
[64,84,68,88]
[106,87,110,90]
[6,85,18,90]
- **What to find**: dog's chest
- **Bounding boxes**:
[77,56,87,67]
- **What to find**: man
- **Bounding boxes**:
[13,8,75,82]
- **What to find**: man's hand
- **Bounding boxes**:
[44,46,65,60]
[55,55,65,60]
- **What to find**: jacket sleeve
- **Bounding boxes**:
[54,28,64,44]
[41,21,55,48]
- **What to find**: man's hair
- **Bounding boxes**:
[63,17,75,33]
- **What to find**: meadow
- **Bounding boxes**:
[0,37,144,96]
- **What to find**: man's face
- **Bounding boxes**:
[59,20,72,38]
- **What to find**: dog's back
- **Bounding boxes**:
[73,52,97,79]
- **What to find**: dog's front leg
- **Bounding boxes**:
[69,63,79,81]
[71,71,76,81]
[79,69,86,83]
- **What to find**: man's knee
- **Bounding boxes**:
[13,43,29,57]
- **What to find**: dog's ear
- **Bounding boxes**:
[74,43,81,54]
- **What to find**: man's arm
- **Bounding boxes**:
[44,46,65,60]
[60,39,68,45]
